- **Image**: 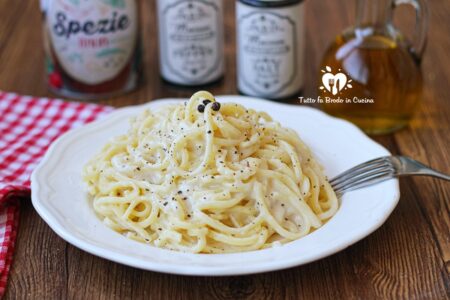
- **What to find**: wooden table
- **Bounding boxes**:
[1,0,449,299]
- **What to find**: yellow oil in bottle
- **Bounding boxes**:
[319,33,423,134]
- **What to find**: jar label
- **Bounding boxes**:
[46,0,138,85]
[159,0,223,84]
[237,4,304,98]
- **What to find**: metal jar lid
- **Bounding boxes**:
[238,0,303,7]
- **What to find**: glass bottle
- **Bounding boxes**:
[41,0,141,100]
[236,0,305,100]
[156,0,225,86]
[319,0,428,134]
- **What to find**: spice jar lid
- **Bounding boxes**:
[239,0,303,7]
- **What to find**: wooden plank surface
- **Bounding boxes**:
[1,0,449,299]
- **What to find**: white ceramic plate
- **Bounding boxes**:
[31,96,399,276]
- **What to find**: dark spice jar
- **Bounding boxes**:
[41,0,141,100]
[236,0,305,100]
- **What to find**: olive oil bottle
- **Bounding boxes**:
[319,0,428,134]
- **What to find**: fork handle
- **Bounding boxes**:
[334,170,450,195]
[399,169,450,181]
[397,156,450,181]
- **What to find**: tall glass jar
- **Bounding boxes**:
[41,0,141,100]
[236,0,305,100]
[157,0,225,86]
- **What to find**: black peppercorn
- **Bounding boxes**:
[211,102,221,111]
[203,99,212,106]
[197,104,205,112]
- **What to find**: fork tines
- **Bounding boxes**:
[330,157,396,194]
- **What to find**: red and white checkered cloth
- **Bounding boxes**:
[0,92,112,295]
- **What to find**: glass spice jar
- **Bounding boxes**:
[156,0,225,86]
[236,0,305,100]
[41,0,141,100]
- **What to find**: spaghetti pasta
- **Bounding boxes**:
[83,91,339,253]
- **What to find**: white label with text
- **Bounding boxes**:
[47,0,137,85]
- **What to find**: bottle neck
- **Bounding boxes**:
[355,0,392,31]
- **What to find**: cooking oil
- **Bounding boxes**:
[319,32,423,134]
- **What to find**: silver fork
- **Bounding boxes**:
[330,156,450,195]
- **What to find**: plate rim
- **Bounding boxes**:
[31,95,400,276]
